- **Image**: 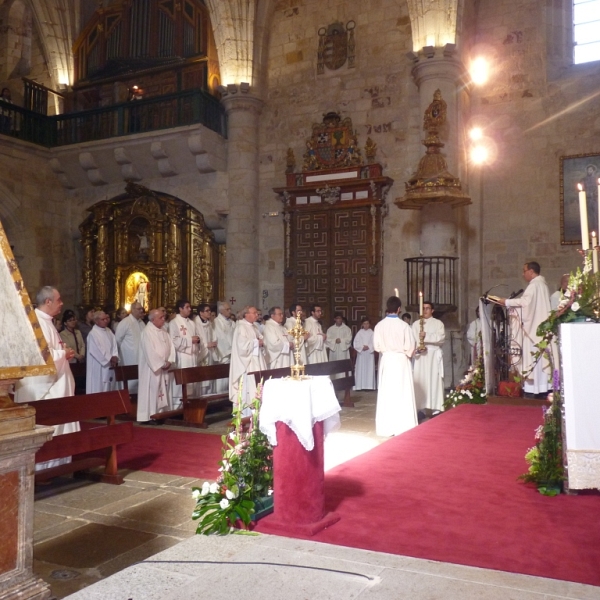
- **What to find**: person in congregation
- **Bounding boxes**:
[214,300,235,393]
[169,299,206,407]
[373,296,418,436]
[401,313,412,325]
[229,305,267,407]
[466,307,482,365]
[15,286,80,469]
[115,302,145,393]
[326,312,352,376]
[353,317,376,390]
[498,261,553,398]
[60,309,85,364]
[86,311,119,393]
[263,306,293,368]
[412,301,445,413]
[550,273,569,311]
[285,302,308,364]
[137,308,176,423]
[194,303,220,394]
[78,308,95,344]
[112,307,129,333]
[304,304,328,364]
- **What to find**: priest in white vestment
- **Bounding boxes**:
[263,306,293,369]
[374,297,417,436]
[229,306,267,407]
[412,302,445,412]
[353,317,376,390]
[466,307,482,365]
[549,273,569,311]
[15,286,80,469]
[115,302,145,393]
[214,301,235,393]
[326,313,352,377]
[499,261,553,395]
[285,302,308,364]
[194,303,220,394]
[137,309,176,422]
[86,311,119,393]
[304,304,328,364]
[169,299,206,405]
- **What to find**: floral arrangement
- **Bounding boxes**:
[444,351,486,410]
[191,383,273,535]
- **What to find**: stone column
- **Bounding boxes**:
[221,93,263,310]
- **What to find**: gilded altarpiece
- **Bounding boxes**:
[80,185,221,312]
[275,113,392,330]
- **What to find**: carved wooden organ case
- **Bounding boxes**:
[275,114,392,328]
[79,185,222,312]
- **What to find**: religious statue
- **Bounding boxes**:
[303,140,319,171]
[365,137,377,163]
[286,147,296,173]
[135,277,149,311]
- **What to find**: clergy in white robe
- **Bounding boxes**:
[86,311,119,393]
[500,262,553,394]
[412,302,445,412]
[304,305,328,364]
[194,303,221,394]
[549,274,569,311]
[214,301,235,393]
[115,303,145,393]
[285,302,307,364]
[137,309,176,422]
[169,300,206,405]
[466,308,482,365]
[15,287,80,469]
[263,307,293,368]
[353,318,376,390]
[373,297,418,436]
[326,314,352,378]
[229,306,267,407]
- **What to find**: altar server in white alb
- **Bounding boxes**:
[214,300,235,393]
[137,309,176,422]
[170,299,206,406]
[229,306,267,407]
[412,301,445,412]
[115,302,145,393]
[374,297,417,436]
[263,306,293,368]
[285,302,308,364]
[326,313,352,376]
[15,286,80,469]
[353,317,376,390]
[498,261,552,396]
[86,311,119,393]
[194,303,220,394]
[466,307,482,365]
[304,304,328,364]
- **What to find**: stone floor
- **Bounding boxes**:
[33,392,600,600]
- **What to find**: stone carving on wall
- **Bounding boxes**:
[317,21,356,74]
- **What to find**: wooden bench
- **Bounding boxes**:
[69,362,87,395]
[113,364,139,419]
[251,358,356,407]
[33,390,134,484]
[152,363,231,428]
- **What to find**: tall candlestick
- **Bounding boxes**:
[597,177,600,237]
[419,291,424,316]
[593,231,599,274]
[578,184,590,250]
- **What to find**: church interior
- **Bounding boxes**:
[1,0,600,598]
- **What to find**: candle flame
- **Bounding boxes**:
[578,183,583,191]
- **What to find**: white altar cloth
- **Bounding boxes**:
[560,322,600,490]
[259,376,341,451]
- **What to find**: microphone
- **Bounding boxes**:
[509,289,524,299]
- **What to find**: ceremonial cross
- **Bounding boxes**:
[180,325,187,335]
[229,296,236,305]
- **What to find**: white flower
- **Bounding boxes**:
[201,482,210,496]
[219,498,230,509]
[209,482,219,494]
[571,301,580,312]
[192,489,201,500]
[225,488,236,500]
[267,489,274,496]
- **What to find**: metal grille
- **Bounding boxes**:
[405,256,458,312]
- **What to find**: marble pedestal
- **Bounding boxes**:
[0,421,54,600]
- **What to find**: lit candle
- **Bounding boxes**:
[578,184,590,250]
[593,231,599,273]
[419,291,424,316]
[394,287,399,298]
[597,178,600,236]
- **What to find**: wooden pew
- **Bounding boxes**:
[69,362,87,395]
[153,363,231,428]
[250,359,356,407]
[33,390,134,484]
[113,364,139,418]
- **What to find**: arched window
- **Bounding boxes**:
[573,0,600,64]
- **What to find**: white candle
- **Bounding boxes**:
[578,184,590,250]
[394,287,399,298]
[597,178,600,237]
[419,291,424,316]
[593,231,599,273]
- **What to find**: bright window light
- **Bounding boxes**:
[469,127,483,141]
[574,0,600,64]
[470,57,489,85]
[471,145,489,165]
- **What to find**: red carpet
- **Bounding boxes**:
[116,426,223,479]
[256,404,600,586]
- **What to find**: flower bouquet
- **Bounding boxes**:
[444,354,486,410]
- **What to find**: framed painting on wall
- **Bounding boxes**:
[560,153,600,245]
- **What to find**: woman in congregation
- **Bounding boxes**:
[60,309,86,364]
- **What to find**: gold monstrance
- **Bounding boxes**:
[286,310,308,380]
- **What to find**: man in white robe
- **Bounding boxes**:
[86,311,119,393]
[326,313,352,378]
[353,317,376,390]
[285,302,308,364]
[263,306,293,369]
[137,309,176,422]
[214,300,235,393]
[374,297,417,436]
[115,302,145,393]
[549,273,569,311]
[466,307,482,365]
[169,299,206,405]
[15,286,79,469]
[194,303,220,394]
[229,306,267,407]
[412,301,445,412]
[499,261,552,396]
[304,304,328,364]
